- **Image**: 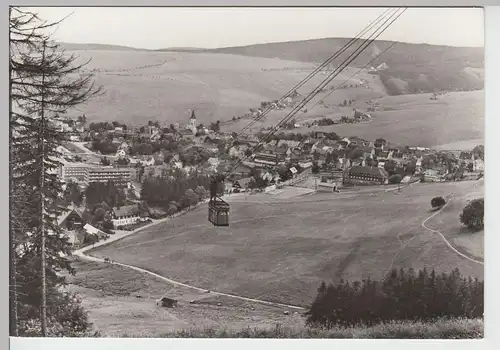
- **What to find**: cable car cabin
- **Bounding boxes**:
[208,197,230,226]
[208,174,230,226]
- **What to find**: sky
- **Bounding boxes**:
[27,7,484,50]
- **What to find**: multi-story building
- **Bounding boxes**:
[59,162,88,183]
[343,166,388,185]
[85,166,132,188]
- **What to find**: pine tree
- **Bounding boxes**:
[10,7,102,336]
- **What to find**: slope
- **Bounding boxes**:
[207,38,484,94]
[91,181,483,307]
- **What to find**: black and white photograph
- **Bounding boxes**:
[9,5,486,339]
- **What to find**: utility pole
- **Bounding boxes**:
[39,39,48,337]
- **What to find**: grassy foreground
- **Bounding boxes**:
[151,318,483,339]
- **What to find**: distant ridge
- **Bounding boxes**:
[155,47,206,52]
[58,42,148,52]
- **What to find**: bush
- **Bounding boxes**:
[388,174,402,184]
[459,198,484,231]
[431,196,446,208]
[306,268,483,328]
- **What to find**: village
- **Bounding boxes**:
[53,105,484,250]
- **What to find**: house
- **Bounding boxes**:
[111,204,144,227]
[139,156,155,167]
[343,166,388,185]
[82,224,108,241]
[57,204,85,232]
[298,161,313,170]
[227,164,252,180]
[376,62,389,71]
[474,158,484,172]
[207,157,220,169]
[116,149,127,158]
[177,129,195,140]
[233,177,253,191]
[253,152,279,167]
[150,132,161,142]
[423,169,440,182]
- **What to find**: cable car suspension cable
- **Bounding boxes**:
[225,8,406,178]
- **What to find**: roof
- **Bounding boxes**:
[57,203,85,226]
[348,166,388,178]
[113,204,141,218]
[235,177,253,188]
[83,224,106,236]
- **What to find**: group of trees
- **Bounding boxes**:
[85,181,126,209]
[88,121,127,133]
[140,169,211,213]
[10,8,102,336]
[306,268,483,328]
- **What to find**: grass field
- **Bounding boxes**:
[289,90,484,148]
[67,50,366,125]
[91,181,484,308]
[66,260,305,337]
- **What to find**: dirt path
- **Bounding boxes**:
[420,196,484,266]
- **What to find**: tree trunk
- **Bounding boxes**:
[8,6,18,335]
[39,40,48,337]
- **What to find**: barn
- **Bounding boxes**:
[157,296,178,308]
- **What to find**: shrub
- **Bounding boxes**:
[306,268,483,328]
[459,198,484,231]
[388,174,402,184]
[431,196,446,208]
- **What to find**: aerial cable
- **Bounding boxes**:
[230,8,397,139]
[225,8,406,177]
[310,41,399,109]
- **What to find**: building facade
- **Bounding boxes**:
[85,166,132,188]
[111,204,142,227]
[343,166,388,185]
[59,163,88,183]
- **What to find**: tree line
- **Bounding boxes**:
[306,268,483,328]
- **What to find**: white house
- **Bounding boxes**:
[111,204,142,227]
[116,149,127,158]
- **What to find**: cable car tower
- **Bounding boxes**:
[206,8,406,227]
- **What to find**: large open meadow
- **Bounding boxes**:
[91,180,484,307]
[66,50,371,125]
[289,90,484,148]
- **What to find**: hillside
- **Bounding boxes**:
[63,50,369,125]
[284,90,484,148]
[92,181,483,307]
[207,38,484,95]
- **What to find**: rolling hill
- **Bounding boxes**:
[58,38,483,148]
[207,38,484,95]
